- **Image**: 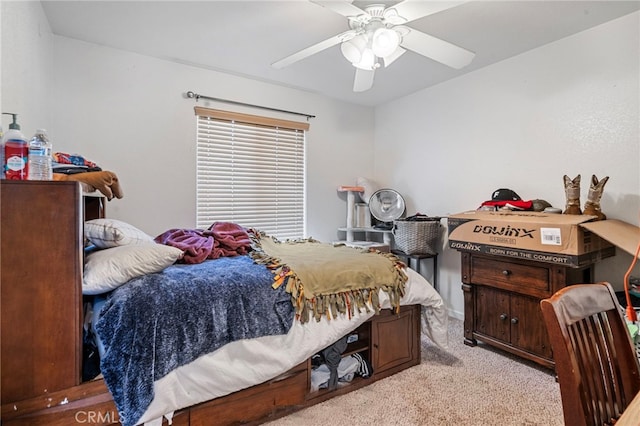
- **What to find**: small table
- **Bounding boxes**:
[391,250,438,291]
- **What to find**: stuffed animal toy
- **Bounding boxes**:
[583,175,609,220]
[562,174,582,215]
[53,171,123,200]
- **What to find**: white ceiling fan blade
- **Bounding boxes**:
[383,47,406,67]
[310,0,365,18]
[388,0,468,23]
[272,30,355,69]
[353,68,375,92]
[400,28,475,69]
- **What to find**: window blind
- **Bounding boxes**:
[195,107,308,240]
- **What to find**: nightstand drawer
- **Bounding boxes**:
[470,256,550,295]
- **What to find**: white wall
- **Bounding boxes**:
[375,12,640,318]
[1,1,54,134]
[1,1,376,243]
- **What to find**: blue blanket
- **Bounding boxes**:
[95,255,295,426]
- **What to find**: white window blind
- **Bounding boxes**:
[195,107,308,240]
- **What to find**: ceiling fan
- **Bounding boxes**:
[272,1,476,92]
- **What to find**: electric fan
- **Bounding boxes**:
[369,189,406,230]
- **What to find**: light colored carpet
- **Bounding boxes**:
[265,317,564,426]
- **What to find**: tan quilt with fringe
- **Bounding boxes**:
[251,233,407,323]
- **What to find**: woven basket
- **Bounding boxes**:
[392,219,441,255]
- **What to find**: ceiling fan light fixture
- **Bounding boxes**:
[273,1,475,93]
[371,28,400,58]
[352,48,377,70]
[340,34,367,64]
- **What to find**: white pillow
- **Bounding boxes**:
[83,243,184,295]
[85,218,154,248]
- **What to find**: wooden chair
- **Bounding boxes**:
[540,282,640,426]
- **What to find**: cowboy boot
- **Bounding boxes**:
[563,174,582,215]
[583,175,609,220]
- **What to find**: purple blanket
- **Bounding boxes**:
[155,222,251,264]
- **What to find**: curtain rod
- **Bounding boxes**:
[186,91,315,120]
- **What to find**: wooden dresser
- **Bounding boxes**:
[1,180,103,404]
[460,251,597,369]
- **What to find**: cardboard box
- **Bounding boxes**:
[447,210,615,267]
[581,219,640,258]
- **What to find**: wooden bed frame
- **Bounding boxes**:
[0,181,422,425]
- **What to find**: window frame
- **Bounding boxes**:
[194,107,308,240]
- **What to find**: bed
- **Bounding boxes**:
[0,181,448,426]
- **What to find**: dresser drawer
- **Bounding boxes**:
[470,256,551,297]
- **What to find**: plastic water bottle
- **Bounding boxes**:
[28,129,53,180]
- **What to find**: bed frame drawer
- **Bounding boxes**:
[188,362,307,425]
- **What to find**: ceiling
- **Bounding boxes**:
[41,1,640,107]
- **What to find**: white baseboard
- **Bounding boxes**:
[447,309,464,321]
